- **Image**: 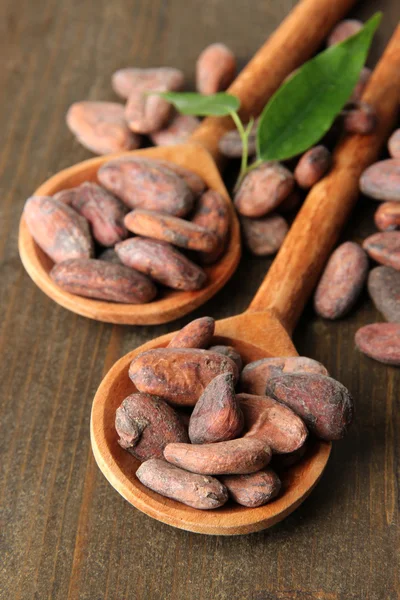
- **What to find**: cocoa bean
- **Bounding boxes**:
[266,373,354,441]
[191,189,230,263]
[150,113,199,146]
[168,316,215,349]
[278,188,302,214]
[234,162,294,217]
[129,348,239,406]
[240,356,328,396]
[115,237,206,291]
[50,258,157,303]
[66,101,140,155]
[220,468,281,507]
[53,188,79,205]
[124,209,218,252]
[314,242,369,319]
[146,158,206,196]
[388,129,400,159]
[238,393,308,454]
[112,67,184,99]
[98,248,122,264]
[350,67,372,103]
[326,19,363,46]
[360,159,400,201]
[98,157,194,216]
[115,393,189,460]
[164,437,271,475]
[271,443,307,471]
[240,213,288,256]
[294,146,332,189]
[343,103,377,135]
[218,120,258,158]
[208,346,243,372]
[196,43,236,95]
[363,231,400,270]
[23,196,94,263]
[374,202,400,231]
[355,322,400,365]
[188,373,244,444]
[368,266,400,322]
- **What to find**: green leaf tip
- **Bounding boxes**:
[153,92,240,116]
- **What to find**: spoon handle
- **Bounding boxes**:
[189,0,357,162]
[248,25,400,334]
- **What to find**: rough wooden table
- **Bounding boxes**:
[1,0,399,598]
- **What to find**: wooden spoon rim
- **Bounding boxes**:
[18,145,241,325]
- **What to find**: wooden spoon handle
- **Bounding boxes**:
[190,0,357,161]
[248,25,400,334]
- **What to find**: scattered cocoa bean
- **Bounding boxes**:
[374,202,400,231]
[208,346,243,372]
[136,458,228,509]
[129,348,239,406]
[343,102,377,135]
[240,213,288,256]
[294,146,332,189]
[266,373,354,441]
[191,189,230,263]
[164,437,271,475]
[66,101,140,155]
[50,258,157,303]
[98,157,194,216]
[240,356,328,397]
[220,468,281,507]
[368,266,400,322]
[350,67,372,103]
[98,248,122,264]
[238,393,308,454]
[69,182,128,247]
[388,129,400,159]
[150,113,199,146]
[188,373,244,444]
[326,19,363,46]
[314,242,369,319]
[355,322,400,365]
[115,237,206,290]
[363,231,400,270]
[168,316,215,349]
[218,121,257,158]
[112,67,184,99]
[234,162,294,217]
[115,393,189,461]
[196,43,236,95]
[124,209,219,252]
[360,159,400,201]
[23,196,94,263]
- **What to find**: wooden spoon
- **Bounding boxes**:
[19,0,357,325]
[91,28,400,535]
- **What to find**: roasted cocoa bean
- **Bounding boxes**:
[53,188,79,205]
[168,316,215,349]
[115,237,207,290]
[112,67,184,99]
[240,356,328,396]
[314,242,369,319]
[234,162,294,217]
[355,322,400,365]
[98,248,122,264]
[50,258,157,303]
[196,43,236,95]
[208,346,243,372]
[191,189,230,263]
[294,146,332,189]
[129,348,239,406]
[23,196,94,263]
[115,393,189,460]
[363,231,400,270]
[150,113,199,146]
[136,458,228,509]
[360,159,400,201]
[350,67,372,103]
[98,157,194,216]
[326,19,363,46]
[374,202,400,231]
[343,102,377,135]
[188,373,244,444]
[368,266,400,322]
[388,129,400,159]
[164,437,271,475]
[240,214,288,256]
[238,393,308,454]
[266,373,354,441]
[124,209,219,252]
[271,443,307,470]
[218,121,257,158]
[147,158,206,197]
[220,468,281,507]
[66,101,140,155]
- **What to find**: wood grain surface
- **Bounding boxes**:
[0,0,399,598]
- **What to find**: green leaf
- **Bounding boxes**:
[154,92,240,116]
[257,13,382,162]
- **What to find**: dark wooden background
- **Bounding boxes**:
[1,0,399,598]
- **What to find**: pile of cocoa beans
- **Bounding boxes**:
[116,316,353,510]
[312,127,400,367]
[23,158,231,302]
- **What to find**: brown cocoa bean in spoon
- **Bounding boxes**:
[91,27,400,534]
[19,0,358,326]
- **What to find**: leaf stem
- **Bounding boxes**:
[229,110,249,184]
